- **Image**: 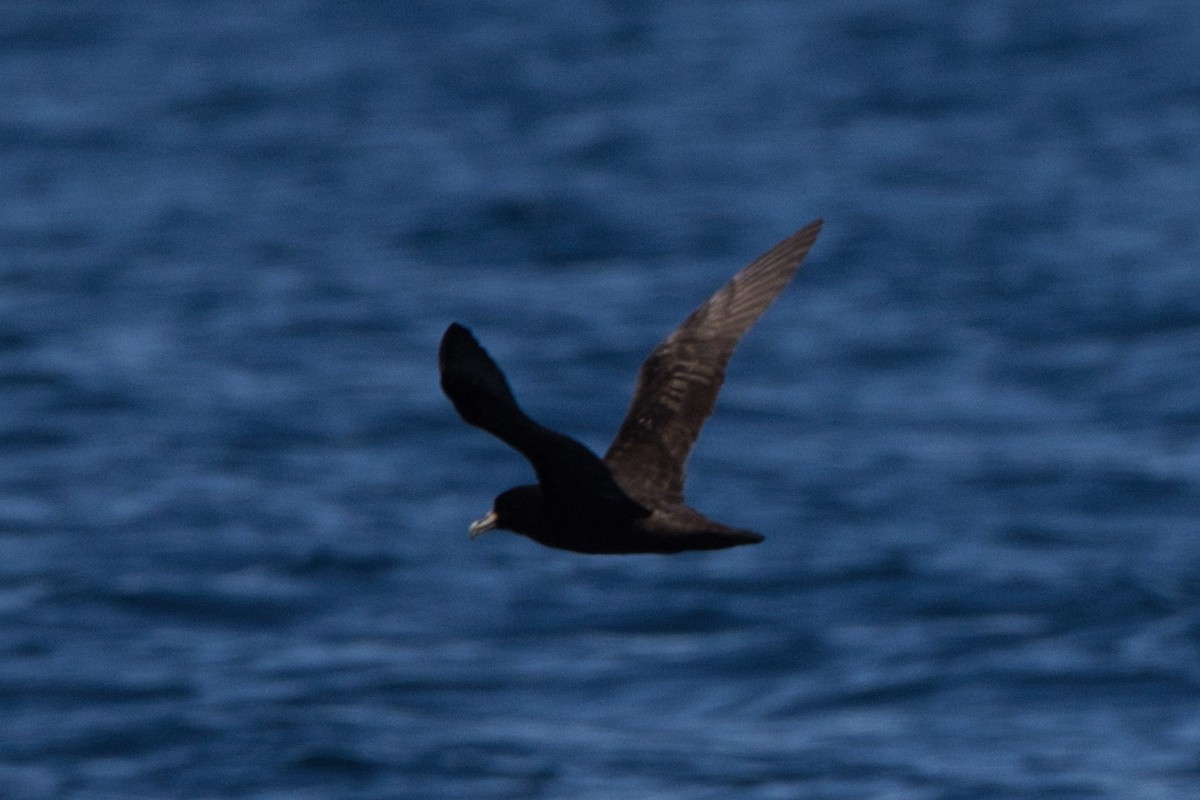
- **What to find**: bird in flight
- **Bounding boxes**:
[439,218,823,554]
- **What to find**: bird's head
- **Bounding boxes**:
[469,484,544,539]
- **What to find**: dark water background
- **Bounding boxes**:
[3,2,1200,798]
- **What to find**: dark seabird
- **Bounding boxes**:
[439,218,823,554]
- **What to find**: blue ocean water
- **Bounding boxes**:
[2,1,1200,797]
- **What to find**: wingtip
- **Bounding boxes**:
[439,322,476,371]
[775,217,824,265]
[441,320,476,351]
[760,218,823,264]
[797,217,823,242]
[443,321,470,340]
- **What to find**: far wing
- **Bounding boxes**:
[604,219,823,505]
[440,323,647,516]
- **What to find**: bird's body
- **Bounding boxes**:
[439,218,823,554]
[481,484,763,555]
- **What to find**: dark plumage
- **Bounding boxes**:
[439,218,823,554]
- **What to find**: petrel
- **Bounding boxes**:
[439,218,822,554]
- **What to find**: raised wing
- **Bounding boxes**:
[604,219,823,505]
[439,323,647,516]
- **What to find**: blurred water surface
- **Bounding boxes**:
[2,1,1200,798]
